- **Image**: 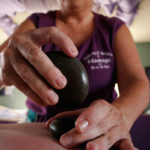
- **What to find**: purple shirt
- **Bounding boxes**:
[27,11,124,122]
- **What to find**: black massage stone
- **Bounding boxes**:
[49,116,77,139]
[46,51,89,107]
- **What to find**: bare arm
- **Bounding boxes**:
[113,24,149,129]
[0,123,84,150]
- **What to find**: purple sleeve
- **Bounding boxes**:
[27,13,41,28]
[99,14,125,37]
[27,11,55,28]
[110,17,125,33]
[109,17,125,50]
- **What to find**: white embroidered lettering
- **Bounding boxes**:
[84,50,113,70]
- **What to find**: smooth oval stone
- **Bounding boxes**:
[46,51,89,107]
[49,116,77,139]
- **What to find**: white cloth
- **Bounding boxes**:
[0,0,141,35]
[93,0,141,25]
[0,0,60,35]
[0,0,25,16]
[20,0,61,13]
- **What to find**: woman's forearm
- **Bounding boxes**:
[113,79,149,129]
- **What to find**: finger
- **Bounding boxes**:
[0,50,14,87]
[59,108,119,148]
[9,49,59,105]
[10,37,67,90]
[0,52,4,87]
[86,126,129,150]
[14,75,47,106]
[60,125,105,148]
[75,100,111,133]
[116,139,138,150]
[30,27,78,57]
[3,64,46,106]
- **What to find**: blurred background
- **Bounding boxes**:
[0,0,150,122]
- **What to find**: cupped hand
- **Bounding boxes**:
[0,27,78,106]
[47,100,138,150]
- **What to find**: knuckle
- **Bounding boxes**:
[114,111,122,121]
[36,84,47,98]
[119,126,128,139]
[90,100,98,106]
[91,99,110,110]
[98,122,107,133]
[1,66,7,74]
[50,26,59,33]
[106,133,113,146]
[19,66,29,80]
[25,29,34,35]
[62,37,72,48]
[10,35,22,45]
[36,84,43,93]
[16,80,24,89]
[99,100,110,108]
[27,47,41,62]
[3,50,10,59]
[27,90,38,101]
[46,65,55,74]
[48,27,58,37]
[112,107,122,122]
[46,66,60,79]
[21,87,46,106]
[49,26,57,32]
[2,72,11,85]
[3,46,15,60]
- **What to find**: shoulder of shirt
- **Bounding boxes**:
[94,12,125,28]
[29,10,56,17]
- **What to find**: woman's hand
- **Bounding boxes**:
[0,27,78,106]
[47,100,138,150]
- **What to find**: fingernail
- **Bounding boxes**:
[47,91,59,105]
[55,76,67,88]
[71,49,78,56]
[78,120,89,132]
[68,44,78,56]
[60,135,73,146]
[87,143,99,150]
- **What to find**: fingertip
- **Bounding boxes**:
[47,91,59,105]
[70,48,78,57]
[46,118,54,128]
[54,75,67,89]
[65,44,78,58]
[45,121,49,128]
[86,142,99,150]
[60,134,73,147]
[75,119,89,133]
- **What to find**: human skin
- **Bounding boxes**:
[0,0,149,149]
[0,123,83,150]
